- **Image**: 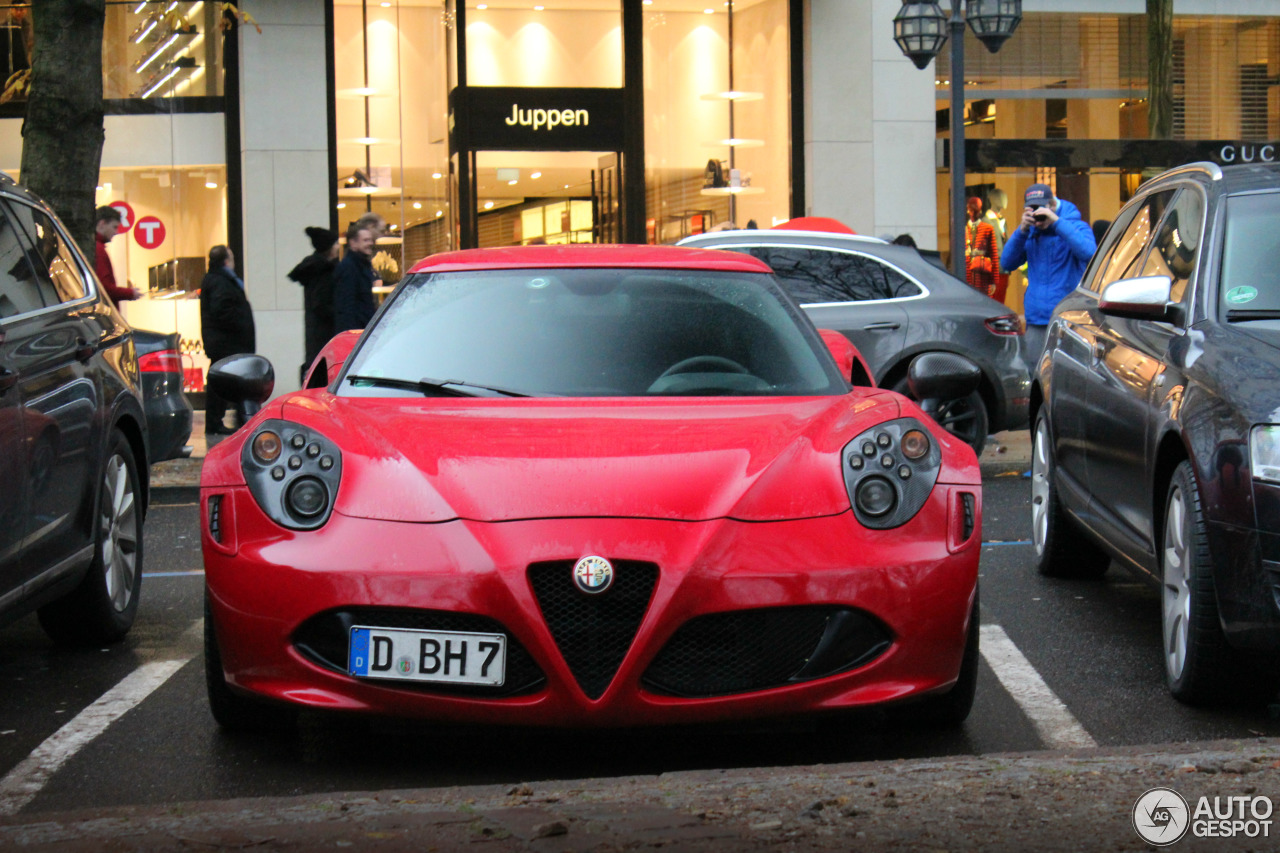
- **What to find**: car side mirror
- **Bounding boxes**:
[907,352,981,413]
[208,354,275,405]
[1099,275,1183,324]
[818,329,875,387]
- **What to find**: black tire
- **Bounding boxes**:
[1162,461,1243,704]
[892,376,988,455]
[204,597,297,732]
[901,591,979,726]
[38,429,143,645]
[1029,412,1110,579]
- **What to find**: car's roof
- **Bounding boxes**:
[408,244,773,275]
[1142,161,1280,197]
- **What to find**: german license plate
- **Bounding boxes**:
[348,626,506,686]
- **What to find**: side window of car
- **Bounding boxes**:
[1095,189,1177,291]
[1140,189,1204,304]
[0,204,45,320]
[7,202,87,304]
[743,247,914,303]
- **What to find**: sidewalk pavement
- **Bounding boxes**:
[148,421,1035,491]
[4,738,1280,850]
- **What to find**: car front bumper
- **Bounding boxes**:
[202,484,980,726]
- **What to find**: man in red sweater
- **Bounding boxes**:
[94,206,140,303]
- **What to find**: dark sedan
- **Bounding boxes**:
[680,229,1029,453]
[0,175,148,644]
[1031,160,1280,703]
[133,328,193,462]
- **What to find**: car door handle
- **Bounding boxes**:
[75,337,97,362]
[0,366,15,393]
[862,322,901,331]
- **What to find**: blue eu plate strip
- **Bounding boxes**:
[349,628,371,676]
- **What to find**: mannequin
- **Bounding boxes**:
[965,197,1000,299]
[983,189,1009,303]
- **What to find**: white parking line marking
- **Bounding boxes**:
[0,658,188,817]
[979,624,1097,750]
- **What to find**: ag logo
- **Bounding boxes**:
[1133,787,1190,846]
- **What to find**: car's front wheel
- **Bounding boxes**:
[204,598,297,732]
[1163,461,1239,704]
[1029,412,1110,579]
[900,591,979,726]
[892,376,988,455]
[38,429,143,645]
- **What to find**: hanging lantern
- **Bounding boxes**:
[893,2,948,71]
[965,0,1022,54]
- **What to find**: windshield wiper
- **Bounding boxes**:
[1226,309,1280,322]
[346,374,540,398]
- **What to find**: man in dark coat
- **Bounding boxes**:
[333,223,377,333]
[289,226,339,381]
[200,245,255,435]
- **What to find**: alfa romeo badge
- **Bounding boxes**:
[573,555,614,594]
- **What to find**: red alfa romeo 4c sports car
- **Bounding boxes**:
[200,245,983,732]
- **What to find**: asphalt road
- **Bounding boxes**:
[2,477,1279,818]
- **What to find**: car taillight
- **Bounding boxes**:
[984,314,1023,336]
[138,349,182,373]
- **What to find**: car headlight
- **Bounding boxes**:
[1252,425,1280,483]
[240,419,342,530]
[843,418,941,529]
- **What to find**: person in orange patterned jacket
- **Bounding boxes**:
[964,196,1000,299]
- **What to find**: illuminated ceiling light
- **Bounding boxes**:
[413,201,422,209]
[349,87,377,96]
[704,8,714,13]
[132,0,148,11]
[337,202,347,209]
[96,184,104,191]
[484,201,494,209]
[533,4,544,9]
[436,210,444,217]
[205,172,218,189]
[140,63,184,97]
[477,2,487,7]
[642,0,651,4]
[381,1,391,6]
[531,171,542,179]
[432,172,443,179]
[389,223,398,230]
[563,184,570,189]
[133,17,159,43]
[508,179,518,185]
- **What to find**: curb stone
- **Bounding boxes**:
[4,739,1280,851]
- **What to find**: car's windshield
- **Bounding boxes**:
[1220,191,1280,318]
[339,267,847,398]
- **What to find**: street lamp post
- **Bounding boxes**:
[893,1,1022,281]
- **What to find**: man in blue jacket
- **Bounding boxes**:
[1000,183,1097,373]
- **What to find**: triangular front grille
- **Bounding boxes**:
[527,560,658,700]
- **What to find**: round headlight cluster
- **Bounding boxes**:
[842,418,942,529]
[240,419,342,531]
[855,476,897,517]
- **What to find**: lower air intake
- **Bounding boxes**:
[528,560,658,700]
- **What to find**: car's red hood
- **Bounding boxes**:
[275,392,911,523]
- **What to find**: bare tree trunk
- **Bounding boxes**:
[1147,0,1174,139]
[20,0,106,259]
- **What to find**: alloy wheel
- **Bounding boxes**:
[1030,419,1050,556]
[100,453,139,613]
[1163,486,1191,682]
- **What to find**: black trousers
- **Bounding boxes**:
[205,350,249,432]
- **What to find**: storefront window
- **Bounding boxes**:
[335,0,451,269]
[934,12,1280,302]
[643,0,790,243]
